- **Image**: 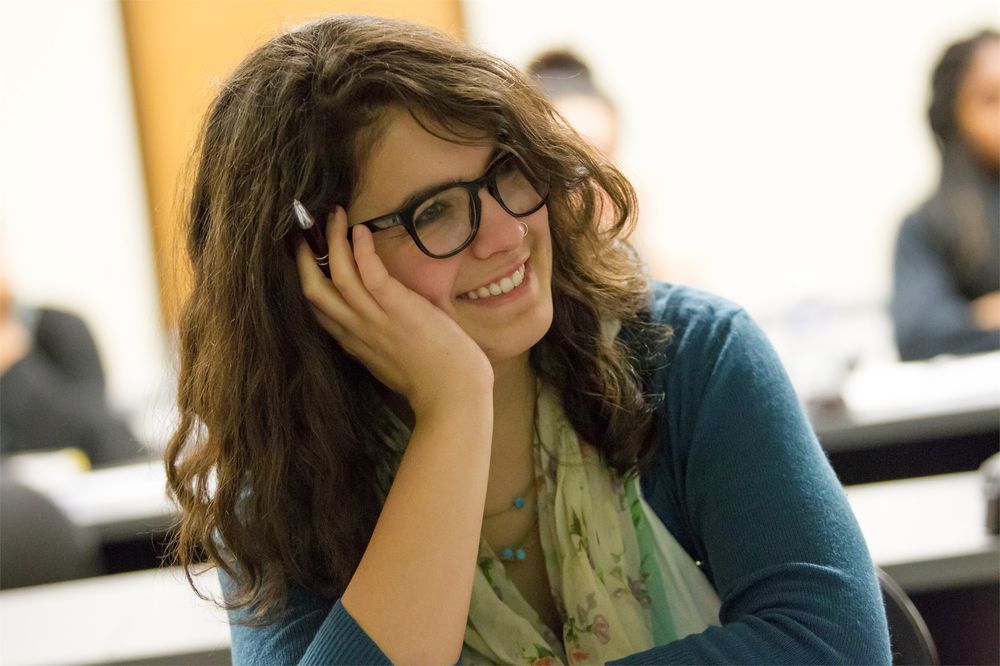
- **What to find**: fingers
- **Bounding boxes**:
[297,244,380,357]
[295,240,358,328]
[351,225,441,329]
[351,224,393,296]
[306,302,375,362]
[295,206,394,352]
[326,208,385,320]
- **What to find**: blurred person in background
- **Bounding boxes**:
[527,49,699,286]
[891,29,1000,361]
[527,50,620,158]
[0,273,141,467]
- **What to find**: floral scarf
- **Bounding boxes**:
[459,381,721,664]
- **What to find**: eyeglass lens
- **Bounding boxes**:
[411,157,545,256]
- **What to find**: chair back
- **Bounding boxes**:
[0,478,101,589]
[878,567,939,665]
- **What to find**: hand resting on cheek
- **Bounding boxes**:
[296,205,494,416]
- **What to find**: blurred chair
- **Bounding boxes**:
[878,567,939,665]
[0,477,102,589]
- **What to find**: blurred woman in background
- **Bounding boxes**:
[892,29,1000,361]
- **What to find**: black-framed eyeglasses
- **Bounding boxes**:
[354,152,549,259]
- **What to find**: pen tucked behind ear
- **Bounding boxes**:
[292,199,331,278]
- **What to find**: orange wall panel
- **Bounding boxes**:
[120,0,464,324]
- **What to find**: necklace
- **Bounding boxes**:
[498,514,540,562]
[484,382,541,521]
[483,477,536,519]
[490,375,542,562]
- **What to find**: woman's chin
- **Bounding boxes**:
[478,308,553,366]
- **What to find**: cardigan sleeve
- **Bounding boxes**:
[615,287,890,664]
[221,569,390,665]
[891,214,1000,361]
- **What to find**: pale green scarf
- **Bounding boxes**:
[461,382,721,664]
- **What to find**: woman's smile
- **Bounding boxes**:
[350,107,554,362]
[460,261,528,302]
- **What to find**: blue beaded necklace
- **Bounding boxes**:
[499,514,539,562]
[483,478,535,518]
[487,381,540,563]
[485,480,540,562]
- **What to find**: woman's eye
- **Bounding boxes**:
[414,200,449,228]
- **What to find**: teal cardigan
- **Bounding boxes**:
[222,283,891,664]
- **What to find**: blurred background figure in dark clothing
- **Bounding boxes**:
[891,29,1000,361]
[0,274,142,468]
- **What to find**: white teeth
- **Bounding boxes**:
[464,264,526,301]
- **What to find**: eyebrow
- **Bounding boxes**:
[386,147,504,216]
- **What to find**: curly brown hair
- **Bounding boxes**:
[165,14,670,623]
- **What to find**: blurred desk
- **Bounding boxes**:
[0,566,229,666]
[811,354,1000,485]
[845,471,998,592]
[42,459,174,542]
[20,459,176,573]
[813,402,999,485]
[814,402,999,454]
[846,470,1000,665]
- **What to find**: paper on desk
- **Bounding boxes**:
[3,448,91,492]
[842,350,1000,418]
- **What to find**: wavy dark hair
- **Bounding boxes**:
[165,14,670,622]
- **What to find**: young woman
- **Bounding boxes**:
[892,29,1000,361]
[166,15,889,664]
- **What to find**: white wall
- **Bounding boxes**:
[465,0,998,316]
[0,1,166,412]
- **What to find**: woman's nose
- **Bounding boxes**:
[468,192,525,260]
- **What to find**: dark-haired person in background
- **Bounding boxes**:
[891,29,1000,361]
[526,49,700,285]
[527,50,620,159]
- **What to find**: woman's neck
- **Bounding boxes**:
[482,353,538,514]
[491,352,535,410]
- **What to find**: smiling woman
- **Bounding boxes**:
[165,14,889,665]
[336,108,554,362]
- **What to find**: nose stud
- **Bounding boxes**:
[518,221,528,237]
